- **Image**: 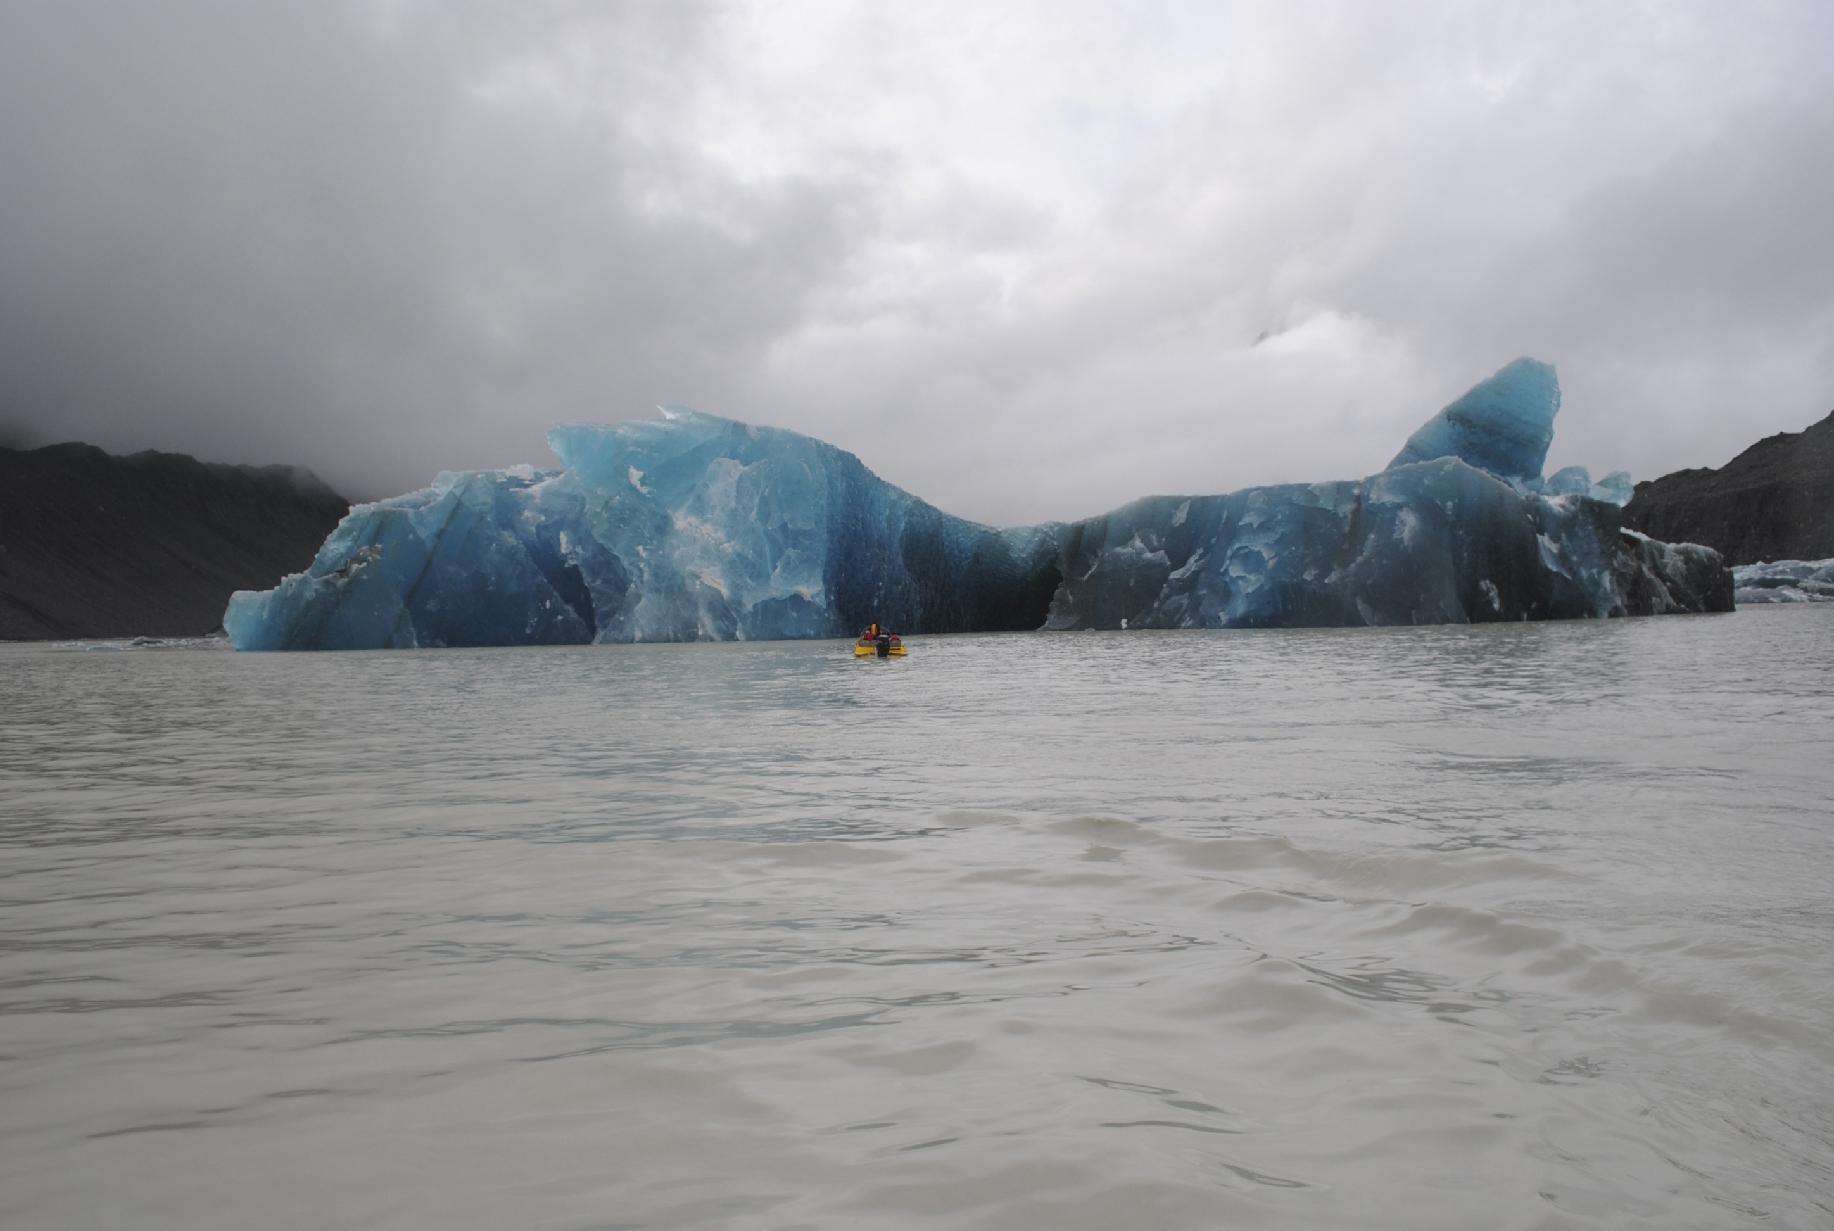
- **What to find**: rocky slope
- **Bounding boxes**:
[1622,411,1834,565]
[0,443,348,639]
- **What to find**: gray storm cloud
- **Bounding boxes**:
[3,0,1831,525]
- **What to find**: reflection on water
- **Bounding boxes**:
[2,608,1833,1229]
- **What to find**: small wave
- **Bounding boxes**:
[1166,830,1570,895]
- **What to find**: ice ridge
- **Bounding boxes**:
[1388,357,1559,483]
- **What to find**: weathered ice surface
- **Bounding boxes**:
[227,361,1731,650]
[1624,410,1834,565]
[1043,470,1728,631]
[1,443,347,639]
[226,411,1061,650]
[1546,464,1635,506]
[1731,558,1834,603]
[1045,359,1728,629]
[1388,357,1561,482]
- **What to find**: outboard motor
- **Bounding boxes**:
[876,633,892,658]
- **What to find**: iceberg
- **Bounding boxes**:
[1730,558,1834,603]
[225,409,1062,650]
[226,360,1732,650]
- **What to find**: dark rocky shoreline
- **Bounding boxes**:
[1,442,347,639]
[1623,411,1834,566]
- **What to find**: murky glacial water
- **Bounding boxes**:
[2,607,1832,1230]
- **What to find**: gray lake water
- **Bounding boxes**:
[2,608,1832,1230]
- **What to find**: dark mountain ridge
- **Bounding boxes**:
[1622,410,1834,566]
[1,441,349,639]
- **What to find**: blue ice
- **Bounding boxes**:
[226,359,1730,650]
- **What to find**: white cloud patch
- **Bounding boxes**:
[2,0,1830,524]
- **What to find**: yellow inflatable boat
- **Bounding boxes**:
[855,635,907,657]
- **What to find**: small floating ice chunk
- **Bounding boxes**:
[1732,558,1834,603]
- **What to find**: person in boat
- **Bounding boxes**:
[862,622,881,641]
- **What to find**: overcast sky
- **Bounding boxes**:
[3,1,1831,524]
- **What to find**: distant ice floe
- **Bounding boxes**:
[56,634,231,652]
[1732,559,1834,604]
